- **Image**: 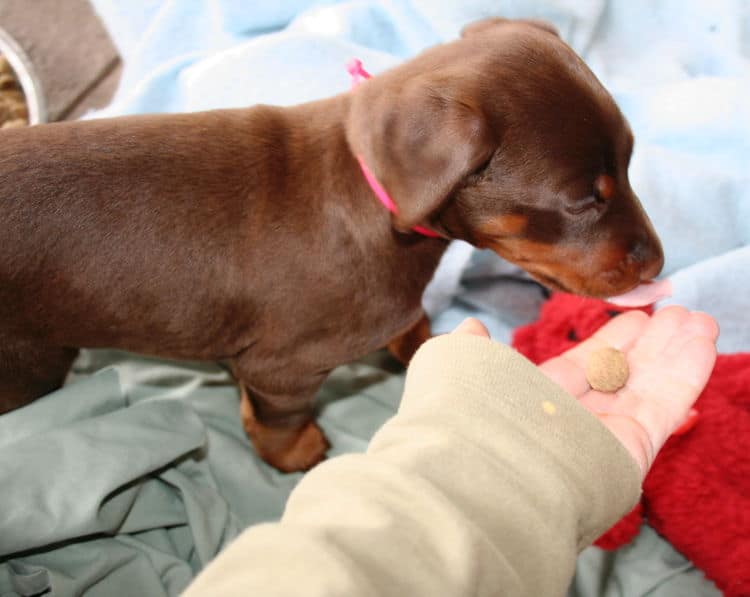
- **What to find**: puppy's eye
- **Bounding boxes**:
[594,174,616,202]
[470,154,494,178]
[566,174,616,215]
[568,195,599,215]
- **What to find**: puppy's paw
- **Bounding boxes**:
[266,420,330,473]
[240,389,330,473]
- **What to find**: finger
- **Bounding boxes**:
[537,357,586,398]
[683,311,719,342]
[599,335,717,452]
[630,305,690,363]
[673,334,717,393]
[628,310,717,397]
[631,334,717,413]
[559,309,650,367]
[662,311,719,362]
[539,310,649,398]
[452,317,490,338]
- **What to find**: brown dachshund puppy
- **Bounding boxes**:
[0,19,662,471]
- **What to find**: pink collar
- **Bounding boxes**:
[346,58,441,239]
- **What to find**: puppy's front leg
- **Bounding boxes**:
[239,387,330,473]
[231,360,330,473]
[387,313,433,365]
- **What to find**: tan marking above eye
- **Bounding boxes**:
[594,174,616,201]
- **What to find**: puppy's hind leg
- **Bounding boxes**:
[0,331,79,414]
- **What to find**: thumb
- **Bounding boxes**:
[452,317,490,338]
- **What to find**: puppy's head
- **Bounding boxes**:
[347,18,663,297]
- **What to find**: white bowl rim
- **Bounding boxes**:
[0,25,47,124]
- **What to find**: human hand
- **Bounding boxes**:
[452,307,719,478]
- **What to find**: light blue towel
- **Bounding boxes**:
[88,0,750,351]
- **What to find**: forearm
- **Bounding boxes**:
[184,334,641,597]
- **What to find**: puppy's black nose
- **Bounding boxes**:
[640,255,663,281]
[631,237,664,281]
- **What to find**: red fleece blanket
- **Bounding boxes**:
[512,293,750,597]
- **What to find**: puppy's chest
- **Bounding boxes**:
[328,251,438,353]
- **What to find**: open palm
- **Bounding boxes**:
[455,306,719,477]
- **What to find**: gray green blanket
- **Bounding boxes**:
[0,350,719,596]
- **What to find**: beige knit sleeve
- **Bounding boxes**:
[183,334,641,597]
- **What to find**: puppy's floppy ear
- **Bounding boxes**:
[461,17,559,38]
[347,80,494,233]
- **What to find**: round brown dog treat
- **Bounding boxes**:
[586,347,629,393]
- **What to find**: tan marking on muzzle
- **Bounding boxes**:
[475,214,529,238]
[486,236,635,296]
